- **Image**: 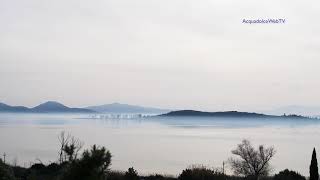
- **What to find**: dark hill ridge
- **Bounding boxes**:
[0,102,29,112]
[160,110,311,119]
[0,101,95,113]
[161,110,270,117]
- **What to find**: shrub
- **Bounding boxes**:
[0,159,16,180]
[23,163,64,180]
[62,145,112,180]
[178,165,225,180]
[141,174,177,180]
[124,167,139,180]
[107,170,125,180]
[274,169,306,180]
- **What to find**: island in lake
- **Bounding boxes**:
[159,110,312,119]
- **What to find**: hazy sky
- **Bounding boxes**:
[0,0,319,111]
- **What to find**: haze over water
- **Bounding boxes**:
[0,113,319,176]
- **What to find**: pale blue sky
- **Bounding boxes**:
[0,0,320,111]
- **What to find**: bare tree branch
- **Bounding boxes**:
[228,139,276,180]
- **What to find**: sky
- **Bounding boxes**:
[0,0,320,111]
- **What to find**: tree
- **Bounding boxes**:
[228,139,276,180]
[58,131,70,163]
[63,136,84,162]
[58,131,83,163]
[310,148,319,180]
[124,167,139,180]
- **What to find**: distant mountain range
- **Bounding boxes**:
[0,101,94,113]
[85,103,170,114]
[0,101,317,119]
[0,101,170,114]
[0,102,30,113]
[160,110,311,119]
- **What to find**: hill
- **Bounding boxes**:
[86,103,170,114]
[31,101,94,113]
[160,110,311,119]
[0,101,95,113]
[0,102,29,113]
[161,110,270,118]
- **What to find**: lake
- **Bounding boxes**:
[0,113,319,176]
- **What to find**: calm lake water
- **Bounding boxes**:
[0,113,320,176]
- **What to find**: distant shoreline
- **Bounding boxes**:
[159,110,316,120]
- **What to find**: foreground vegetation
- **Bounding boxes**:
[0,132,316,180]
